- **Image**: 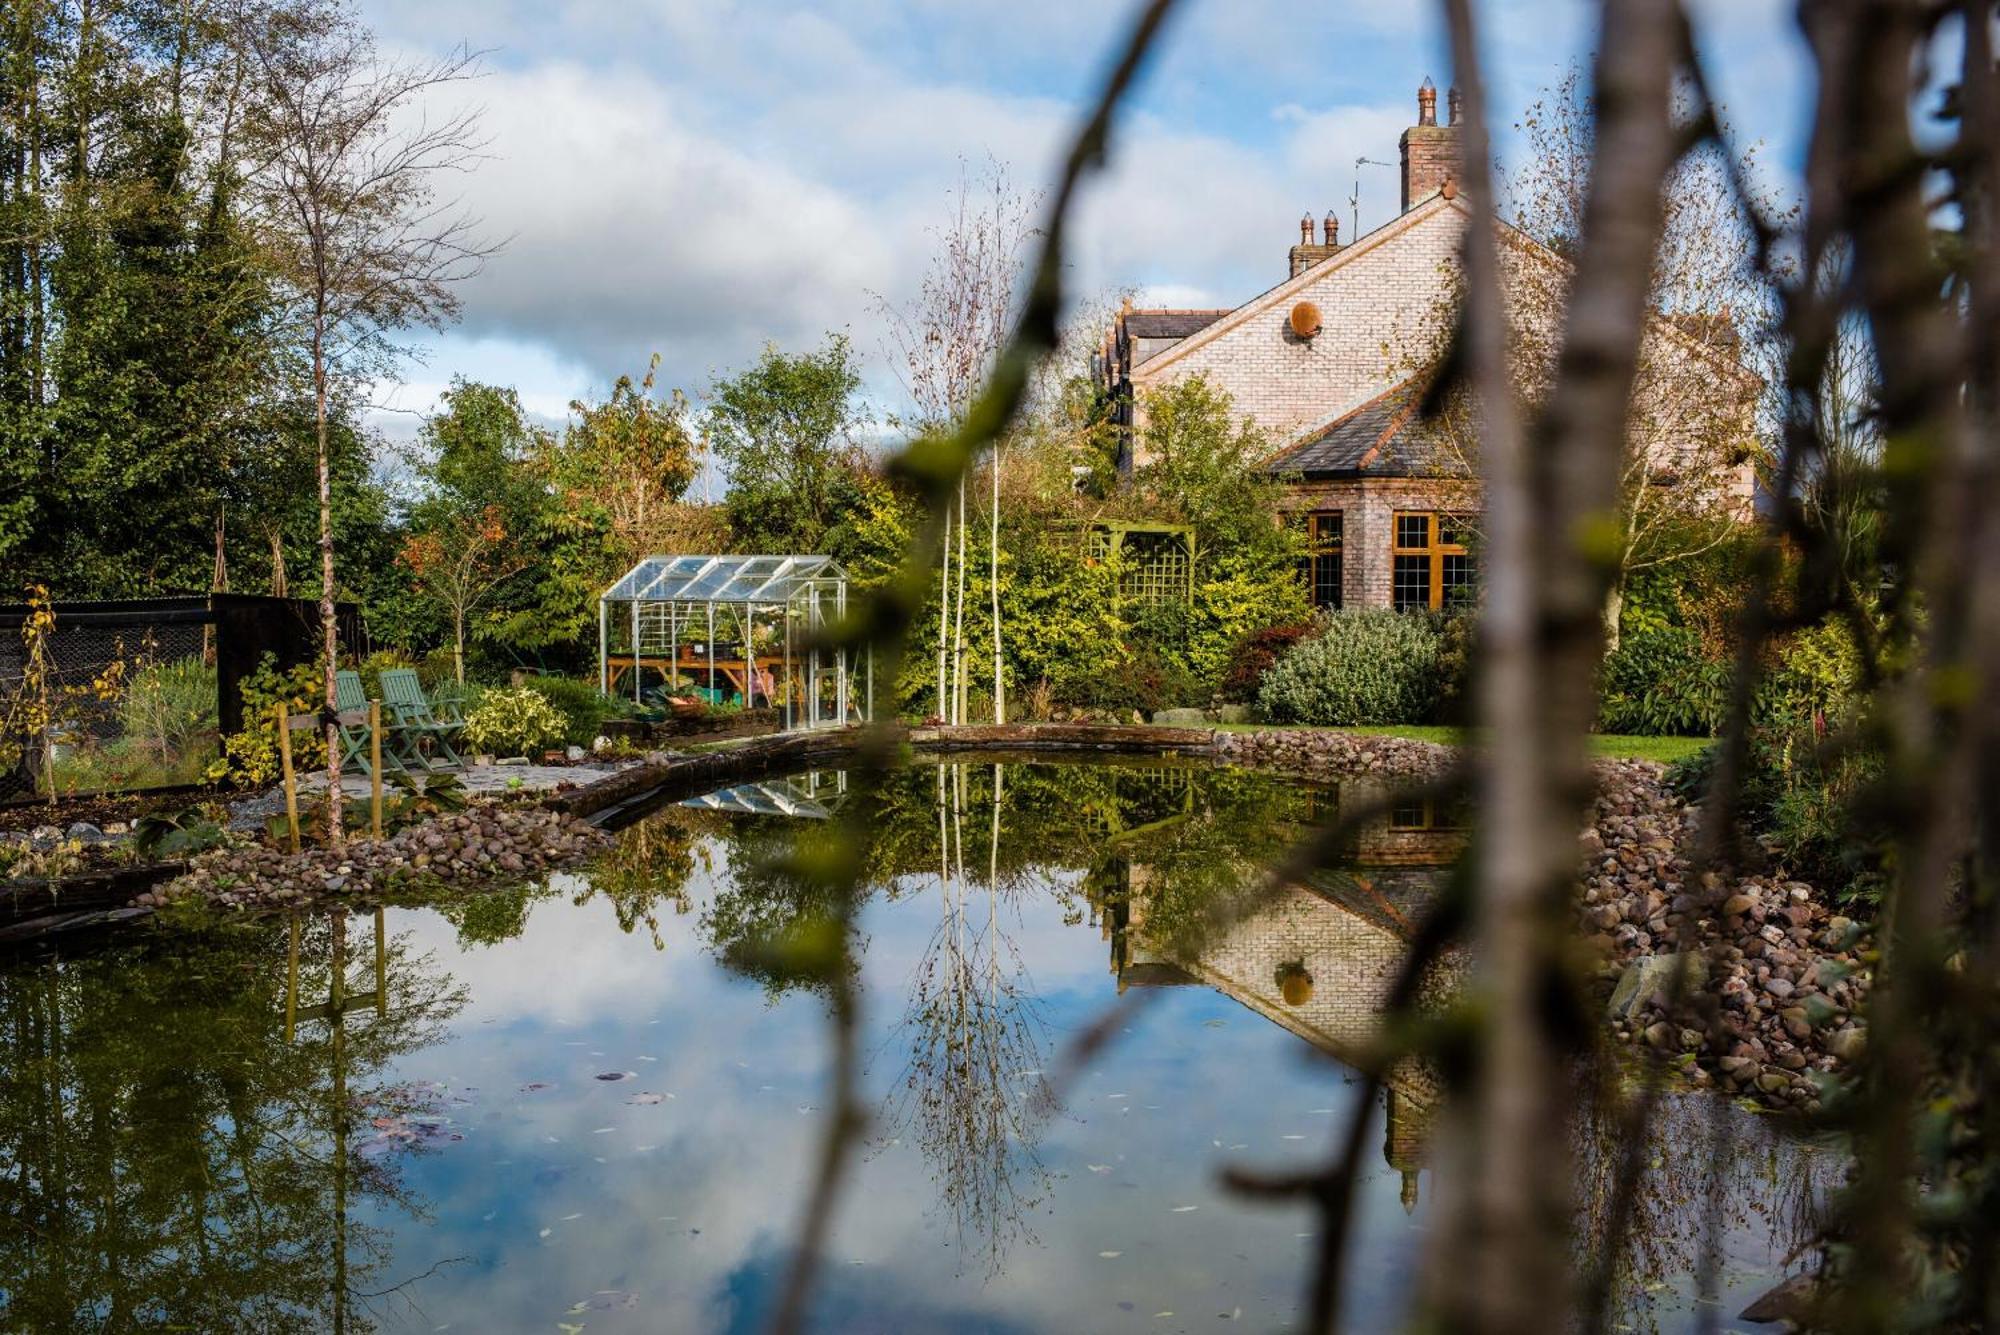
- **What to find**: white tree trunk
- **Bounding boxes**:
[315,324,344,847]
[937,504,953,721]
[953,481,969,724]
[990,447,1003,724]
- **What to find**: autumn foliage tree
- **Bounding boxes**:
[547,354,708,567]
[398,507,526,686]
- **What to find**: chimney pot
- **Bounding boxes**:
[1300,212,1314,245]
[1323,211,1339,245]
[1417,77,1437,127]
[1448,85,1464,126]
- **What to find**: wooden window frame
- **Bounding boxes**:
[1305,509,1344,610]
[1390,510,1474,611]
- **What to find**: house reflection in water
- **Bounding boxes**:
[1088,778,1466,1213]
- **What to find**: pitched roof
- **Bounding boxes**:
[1263,379,1467,479]
[1132,193,1467,380]
[1123,309,1231,341]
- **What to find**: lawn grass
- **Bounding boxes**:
[1211,721,1711,765]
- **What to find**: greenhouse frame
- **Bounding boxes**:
[598,555,868,731]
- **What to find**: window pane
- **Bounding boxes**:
[1393,555,1430,610]
[1439,514,1471,547]
[1313,511,1344,548]
[1441,553,1477,606]
[1391,801,1429,829]
[1312,552,1343,608]
[1395,513,1429,549]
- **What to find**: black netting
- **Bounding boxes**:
[0,596,365,803]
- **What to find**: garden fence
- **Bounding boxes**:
[0,595,365,804]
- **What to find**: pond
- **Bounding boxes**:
[0,757,1837,1332]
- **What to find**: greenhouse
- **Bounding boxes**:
[598,555,867,730]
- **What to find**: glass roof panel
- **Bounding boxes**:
[602,555,844,604]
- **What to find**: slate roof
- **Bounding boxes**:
[1263,379,1467,479]
[1123,309,1231,340]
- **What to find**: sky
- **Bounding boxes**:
[354,0,1813,450]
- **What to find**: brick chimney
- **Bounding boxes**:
[1288,210,1343,279]
[1400,77,1462,212]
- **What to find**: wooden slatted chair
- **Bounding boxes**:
[378,668,466,771]
[333,671,406,777]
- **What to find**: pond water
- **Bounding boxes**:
[0,758,1837,1332]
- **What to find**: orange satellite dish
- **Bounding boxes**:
[1289,301,1322,339]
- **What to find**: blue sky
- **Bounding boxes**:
[357,0,1811,443]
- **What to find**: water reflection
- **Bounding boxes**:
[0,757,1835,1332]
[0,908,465,1332]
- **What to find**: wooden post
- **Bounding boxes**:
[369,701,383,838]
[276,703,301,852]
[284,915,300,1043]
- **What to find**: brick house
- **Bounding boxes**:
[1097,79,1758,613]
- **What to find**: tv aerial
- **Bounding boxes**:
[1351,157,1395,244]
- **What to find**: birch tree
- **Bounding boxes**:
[245,8,489,840]
[879,161,1039,722]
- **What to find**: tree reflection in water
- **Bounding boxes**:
[0,909,467,1332]
[882,762,1055,1276]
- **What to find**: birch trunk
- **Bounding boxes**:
[315,315,344,846]
[990,447,1003,724]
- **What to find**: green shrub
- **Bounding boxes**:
[518,675,633,746]
[462,686,568,757]
[1667,718,1886,905]
[1257,610,1442,726]
[1076,639,1202,715]
[1753,619,1861,731]
[1597,624,1729,736]
[1433,609,1477,724]
[355,648,418,704]
[209,655,326,788]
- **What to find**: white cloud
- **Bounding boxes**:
[355,0,1812,429]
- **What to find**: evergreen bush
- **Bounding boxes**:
[1257,610,1442,726]
[1597,623,1730,736]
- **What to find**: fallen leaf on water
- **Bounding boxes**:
[1099,1251,1122,1259]
[574,1292,637,1312]
[592,1127,615,1134]
[521,1082,554,1093]
[627,1092,667,1105]
[561,1212,583,1221]
[594,1072,634,1082]
[1086,1164,1112,1174]
[538,1228,551,1238]
[1171,1206,1198,1213]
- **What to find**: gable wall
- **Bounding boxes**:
[1130,205,1468,457]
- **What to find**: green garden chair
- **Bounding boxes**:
[379,669,465,771]
[335,671,415,777]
